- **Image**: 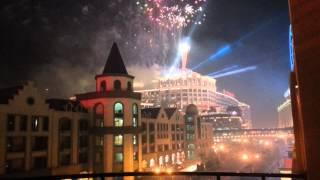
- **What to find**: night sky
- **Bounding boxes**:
[0,0,290,128]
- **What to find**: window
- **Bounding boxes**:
[171,124,175,131]
[59,136,71,150]
[94,103,104,127]
[127,81,132,91]
[114,102,124,115]
[133,151,138,160]
[32,116,40,131]
[96,136,104,146]
[79,119,89,131]
[32,137,48,151]
[150,134,155,143]
[59,154,71,166]
[114,135,123,146]
[142,122,146,131]
[150,145,155,153]
[133,135,137,145]
[42,117,49,131]
[172,134,175,141]
[33,157,47,169]
[79,136,89,148]
[59,118,71,131]
[19,115,27,131]
[79,151,88,164]
[149,123,155,132]
[164,144,169,151]
[132,104,138,127]
[114,118,123,127]
[114,102,124,127]
[6,158,24,173]
[115,153,123,162]
[7,137,25,152]
[7,114,15,131]
[142,135,147,144]
[114,80,121,90]
[100,81,106,91]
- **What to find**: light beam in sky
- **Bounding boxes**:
[210,66,257,78]
[206,65,239,76]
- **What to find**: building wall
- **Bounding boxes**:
[277,99,293,128]
[289,0,320,179]
[0,82,90,177]
[141,108,185,170]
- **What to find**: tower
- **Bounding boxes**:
[76,43,142,173]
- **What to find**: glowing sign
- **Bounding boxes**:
[289,24,295,72]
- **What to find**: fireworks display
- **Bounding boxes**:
[136,0,207,30]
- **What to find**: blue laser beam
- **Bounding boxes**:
[206,65,239,76]
[191,19,275,71]
[210,66,257,78]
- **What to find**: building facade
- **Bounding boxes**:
[277,89,293,128]
[140,107,185,170]
[76,43,143,173]
[184,104,212,162]
[137,70,252,129]
[0,82,90,177]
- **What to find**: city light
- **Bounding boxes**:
[154,167,161,174]
[166,168,173,174]
[241,153,249,161]
[255,154,261,160]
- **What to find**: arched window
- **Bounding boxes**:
[114,80,121,90]
[114,102,124,127]
[127,81,132,91]
[132,103,138,127]
[94,103,104,127]
[100,81,106,92]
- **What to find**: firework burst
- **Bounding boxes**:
[136,0,207,30]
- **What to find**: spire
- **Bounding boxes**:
[102,43,128,75]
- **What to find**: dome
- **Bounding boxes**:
[185,104,198,115]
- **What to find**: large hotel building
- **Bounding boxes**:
[137,69,252,129]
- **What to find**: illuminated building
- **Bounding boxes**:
[277,89,293,128]
[140,107,185,170]
[200,112,243,130]
[0,82,90,177]
[76,43,142,173]
[137,69,252,128]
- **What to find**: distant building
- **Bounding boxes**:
[184,104,212,162]
[0,82,89,177]
[200,112,243,131]
[277,89,293,128]
[137,69,252,128]
[140,107,185,170]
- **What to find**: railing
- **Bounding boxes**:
[2,172,306,180]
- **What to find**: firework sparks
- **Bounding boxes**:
[136,0,207,30]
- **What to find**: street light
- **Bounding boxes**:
[241,153,249,161]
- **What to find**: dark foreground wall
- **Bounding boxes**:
[289,0,320,179]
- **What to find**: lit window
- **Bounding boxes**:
[32,116,40,131]
[115,153,123,162]
[115,102,123,114]
[133,135,137,145]
[132,104,138,127]
[114,135,123,146]
[114,118,123,127]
